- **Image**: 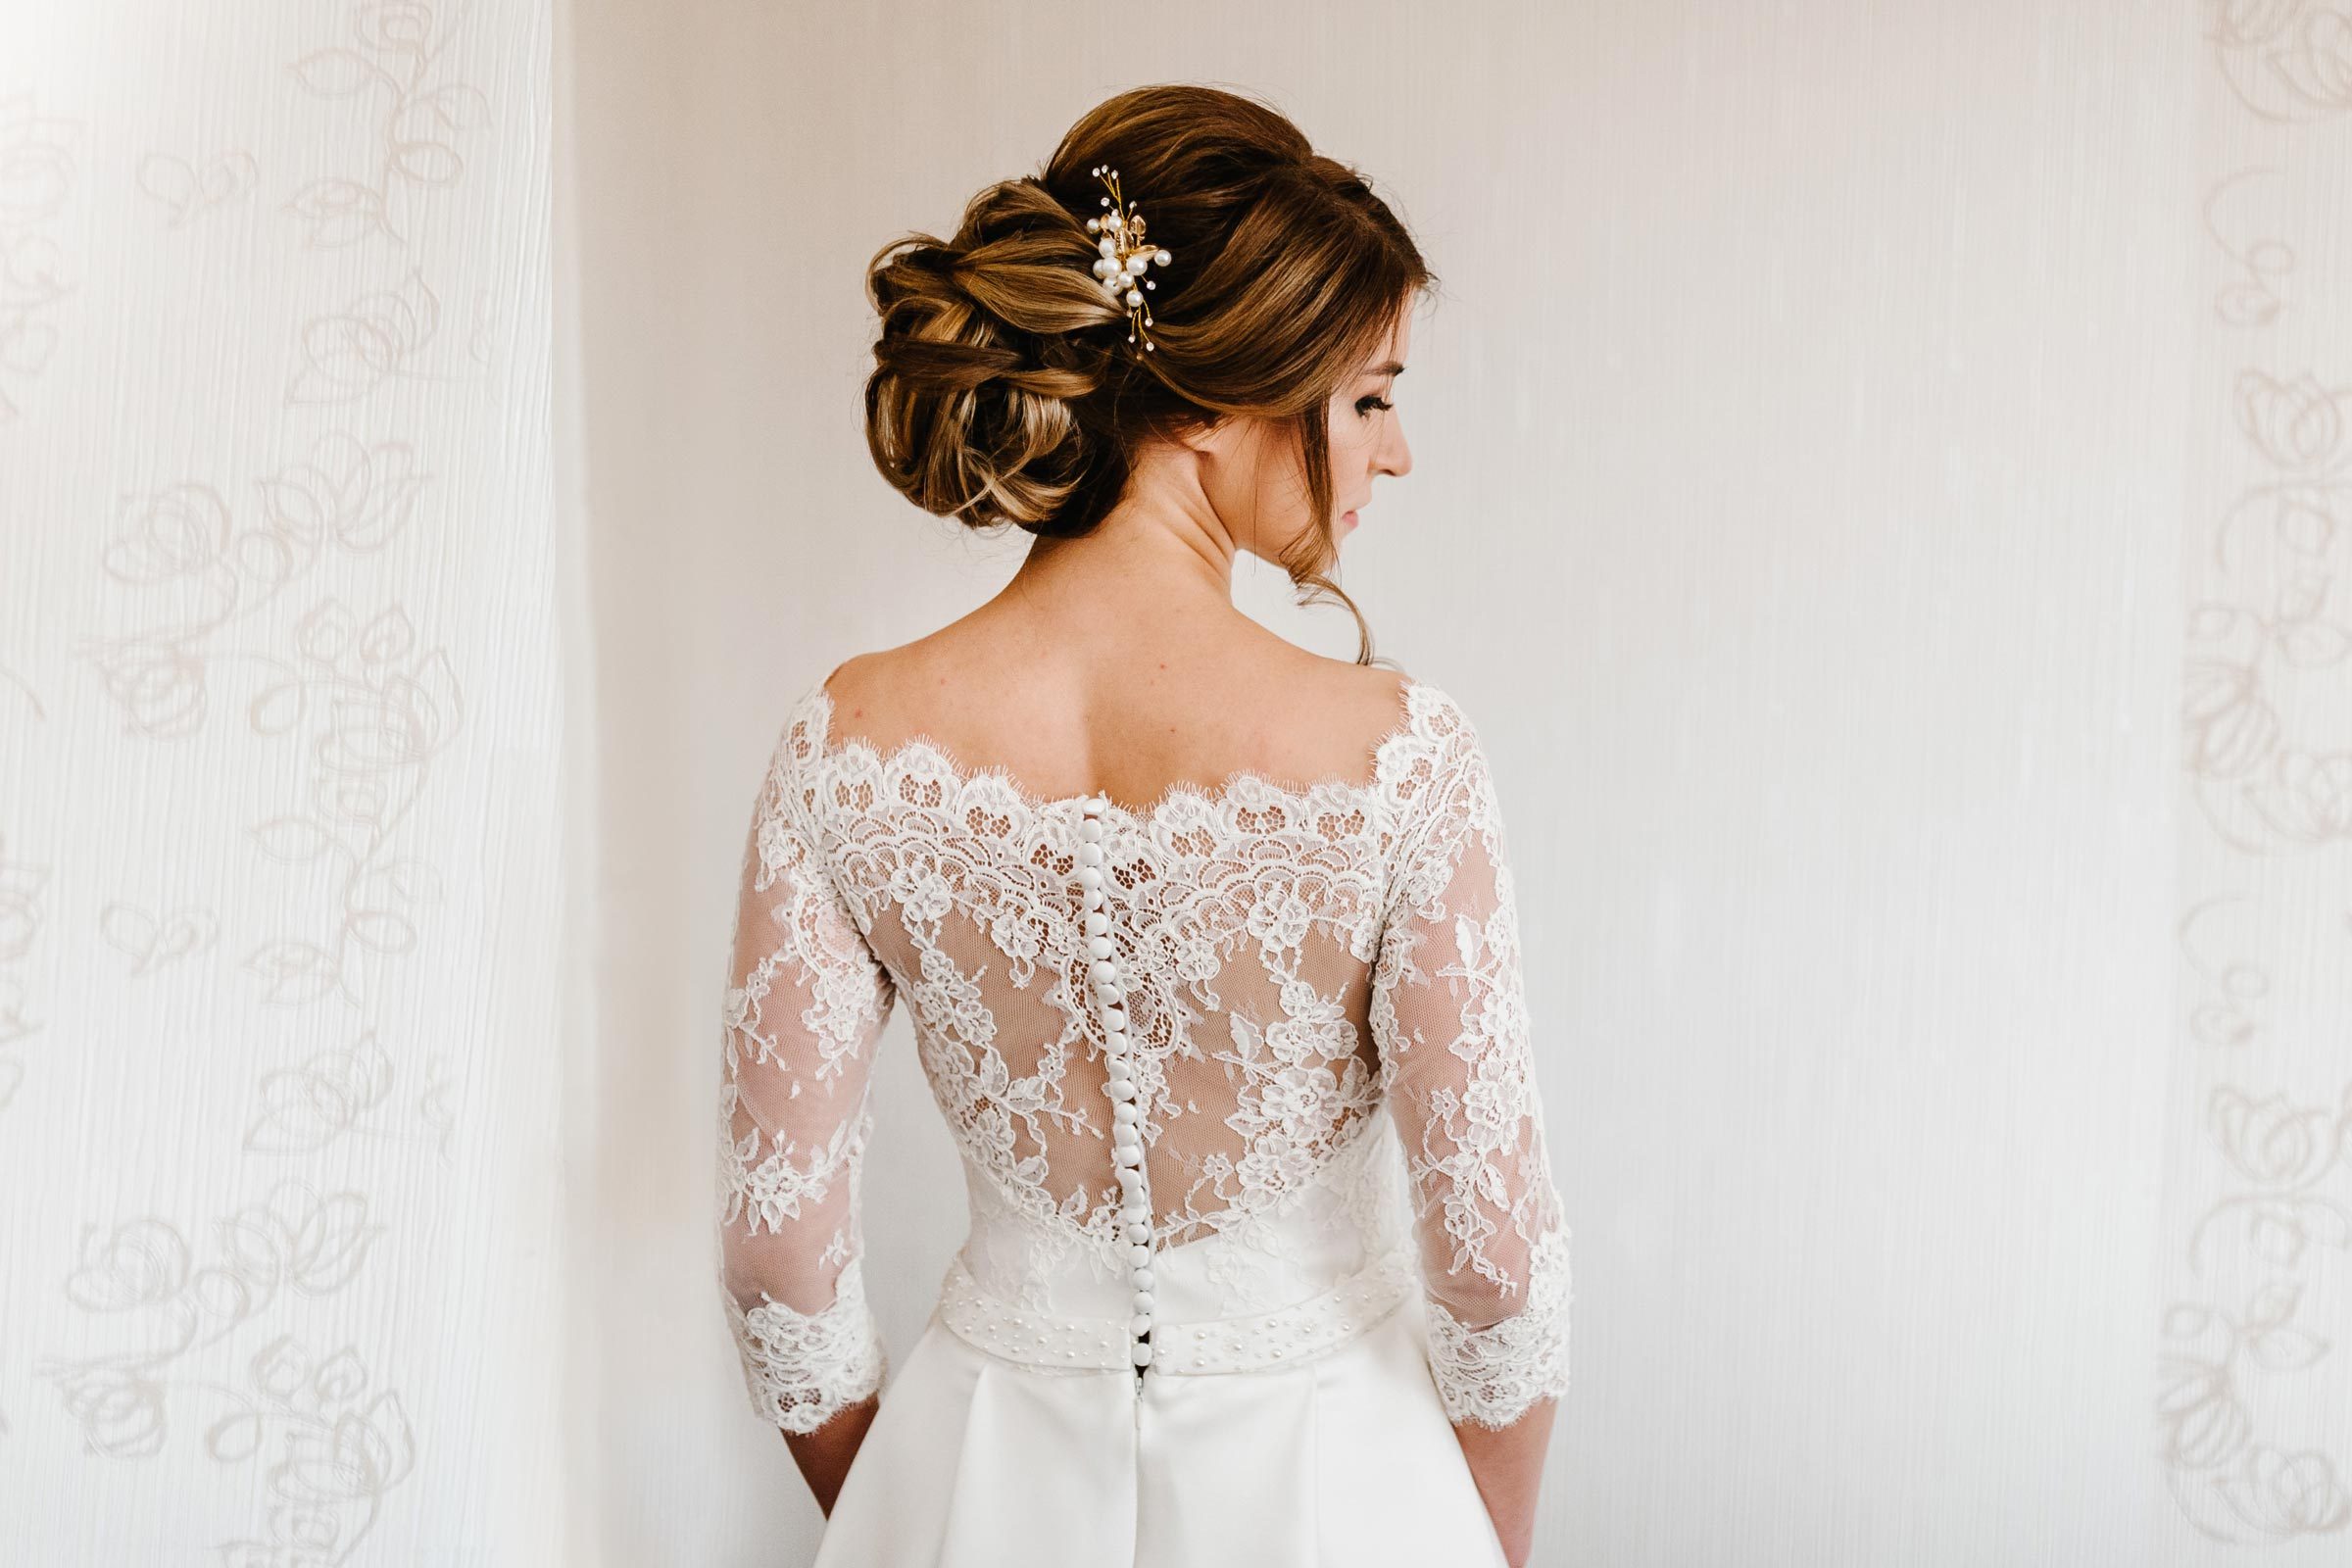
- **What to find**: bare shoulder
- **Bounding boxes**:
[1257,650,1419,767]
[1311,655,1415,734]
[816,636,1419,789]
[816,647,883,714]
[816,642,940,740]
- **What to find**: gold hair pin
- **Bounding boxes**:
[1086,165,1172,354]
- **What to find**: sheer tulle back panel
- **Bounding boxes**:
[851,822,1383,1250]
[816,712,1401,1249]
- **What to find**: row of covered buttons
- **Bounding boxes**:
[1078,796,1155,1372]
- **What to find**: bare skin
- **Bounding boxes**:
[1455,1396,1558,1567]
[783,1394,878,1519]
[781,301,1559,1558]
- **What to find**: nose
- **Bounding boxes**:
[1379,414,1411,479]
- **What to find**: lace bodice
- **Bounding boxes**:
[713,671,1572,1436]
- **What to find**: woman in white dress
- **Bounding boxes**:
[714,83,1571,1567]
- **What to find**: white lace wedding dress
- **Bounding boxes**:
[714,669,1572,1566]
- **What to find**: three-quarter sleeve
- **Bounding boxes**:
[1369,693,1573,1430]
[713,718,898,1436]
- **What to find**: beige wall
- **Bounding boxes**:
[565,3,2349,1565]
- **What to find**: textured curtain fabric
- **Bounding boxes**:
[0,1,573,1561]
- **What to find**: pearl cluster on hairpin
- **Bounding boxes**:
[1085,165,1172,354]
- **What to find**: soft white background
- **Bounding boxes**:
[5,2,2348,1565]
[563,2,2350,1564]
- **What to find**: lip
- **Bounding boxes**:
[1342,510,1359,528]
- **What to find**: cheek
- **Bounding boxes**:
[1329,419,1378,476]
[1325,395,1366,448]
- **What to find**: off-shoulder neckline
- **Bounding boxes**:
[795,672,1446,826]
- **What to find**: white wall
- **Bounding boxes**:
[0,1,570,1562]
[564,4,2349,1567]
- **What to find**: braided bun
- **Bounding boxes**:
[863,176,1127,530]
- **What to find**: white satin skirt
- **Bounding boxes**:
[810,1287,1509,1567]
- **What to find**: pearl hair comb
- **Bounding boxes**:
[1086,165,1172,354]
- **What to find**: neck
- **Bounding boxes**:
[1003,455,1249,621]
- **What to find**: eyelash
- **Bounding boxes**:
[1356,395,1393,416]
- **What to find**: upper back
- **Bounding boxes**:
[816,632,1418,817]
[749,634,1499,1268]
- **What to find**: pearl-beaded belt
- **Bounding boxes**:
[932,1246,1421,1378]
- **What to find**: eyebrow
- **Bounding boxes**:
[1366,361,1406,377]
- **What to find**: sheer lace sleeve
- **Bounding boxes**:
[713,710,898,1436]
[1370,691,1573,1430]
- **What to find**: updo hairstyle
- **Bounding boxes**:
[861,82,1435,664]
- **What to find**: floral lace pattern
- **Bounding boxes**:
[711,727,896,1434]
[721,1259,889,1436]
[1423,1221,1574,1428]
[713,670,1572,1435]
[1368,696,1575,1425]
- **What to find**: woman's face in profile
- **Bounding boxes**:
[1204,299,1415,568]
[1325,302,1415,547]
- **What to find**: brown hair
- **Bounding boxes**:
[861,83,1436,665]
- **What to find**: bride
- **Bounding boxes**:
[714,81,1571,1568]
